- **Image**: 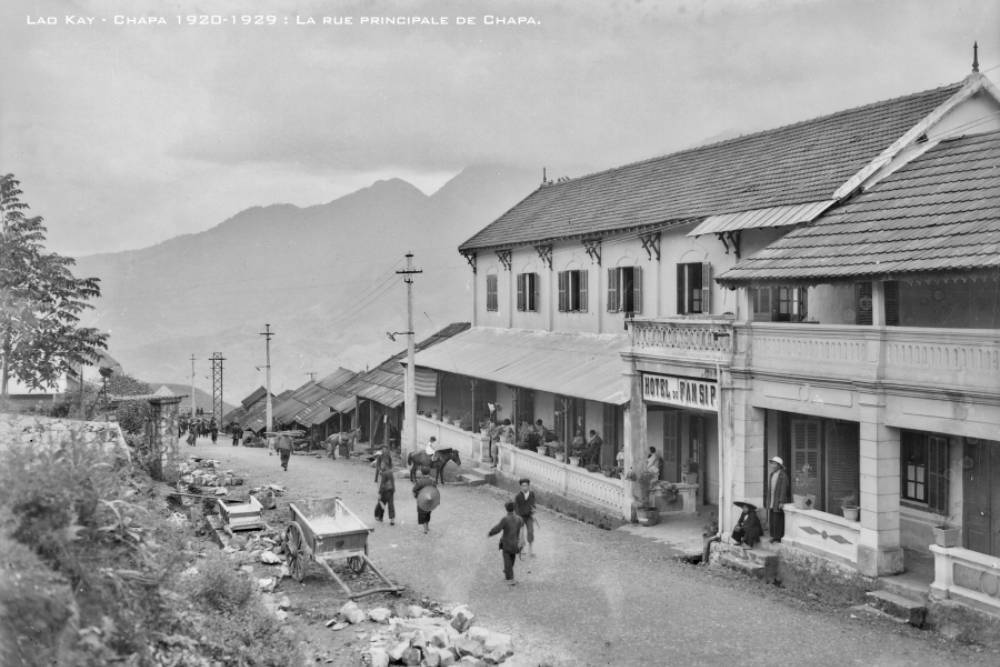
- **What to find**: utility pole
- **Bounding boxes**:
[189,354,197,420]
[396,252,422,456]
[305,372,317,382]
[260,324,274,437]
[210,352,225,424]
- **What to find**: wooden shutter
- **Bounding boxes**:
[486,274,498,312]
[825,421,859,511]
[579,270,588,312]
[855,282,873,325]
[632,266,643,315]
[884,280,900,326]
[516,274,525,311]
[701,263,712,314]
[676,264,686,314]
[607,267,620,312]
[557,271,568,312]
[532,273,539,312]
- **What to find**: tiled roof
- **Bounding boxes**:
[717,130,1000,284]
[459,82,964,252]
[241,386,269,409]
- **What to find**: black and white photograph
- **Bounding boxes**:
[2,0,999,665]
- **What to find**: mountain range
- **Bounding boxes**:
[75,165,541,404]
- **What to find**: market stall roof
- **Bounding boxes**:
[412,327,630,405]
[717,130,1000,285]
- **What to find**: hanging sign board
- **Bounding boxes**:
[642,373,718,412]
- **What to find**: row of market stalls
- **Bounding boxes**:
[222,323,471,450]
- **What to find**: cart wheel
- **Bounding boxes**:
[348,545,368,574]
[284,523,305,582]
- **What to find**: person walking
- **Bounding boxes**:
[768,456,791,543]
[209,418,219,444]
[374,463,396,526]
[488,501,525,586]
[513,478,537,556]
[276,434,293,471]
[412,466,438,534]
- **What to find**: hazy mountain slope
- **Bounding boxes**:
[75,165,539,403]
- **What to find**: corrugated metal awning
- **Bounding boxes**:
[412,327,630,405]
[687,200,835,236]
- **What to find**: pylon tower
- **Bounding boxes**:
[210,352,225,424]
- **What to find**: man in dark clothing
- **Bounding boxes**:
[412,466,437,534]
[231,424,240,447]
[732,502,763,548]
[276,434,293,471]
[513,478,537,556]
[584,429,603,467]
[768,456,791,543]
[374,464,396,526]
[488,501,525,585]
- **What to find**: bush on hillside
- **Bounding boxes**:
[0,435,305,666]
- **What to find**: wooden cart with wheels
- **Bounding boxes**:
[284,497,403,599]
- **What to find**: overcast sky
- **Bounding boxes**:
[2,0,997,257]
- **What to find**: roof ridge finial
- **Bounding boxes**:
[972,41,979,73]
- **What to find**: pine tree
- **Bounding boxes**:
[0,174,108,396]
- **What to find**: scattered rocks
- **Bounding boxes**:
[369,607,393,623]
[449,605,475,633]
[259,550,282,564]
[339,601,367,625]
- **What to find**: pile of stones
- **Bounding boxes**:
[177,457,244,489]
[330,600,516,666]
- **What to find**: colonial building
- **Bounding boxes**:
[716,127,1000,606]
[412,66,1000,540]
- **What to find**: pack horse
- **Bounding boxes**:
[407,448,462,484]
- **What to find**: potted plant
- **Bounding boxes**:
[683,460,699,485]
[932,516,961,548]
[840,493,859,521]
[627,469,659,525]
[652,481,680,510]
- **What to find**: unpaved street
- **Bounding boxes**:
[193,439,999,666]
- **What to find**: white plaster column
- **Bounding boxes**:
[857,391,904,576]
[723,375,764,534]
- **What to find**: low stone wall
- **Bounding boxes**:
[491,472,628,532]
[0,412,129,459]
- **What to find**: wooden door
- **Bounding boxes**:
[963,440,1000,557]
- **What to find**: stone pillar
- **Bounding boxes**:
[722,373,765,535]
[857,391,904,576]
[147,396,182,481]
[623,366,647,519]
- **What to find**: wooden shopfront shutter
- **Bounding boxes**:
[516,273,526,311]
[578,270,588,312]
[884,280,900,326]
[825,421,859,511]
[607,267,620,312]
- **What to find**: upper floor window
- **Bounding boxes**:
[486,274,498,312]
[677,263,712,315]
[752,285,808,321]
[557,270,588,312]
[607,266,642,314]
[516,272,539,312]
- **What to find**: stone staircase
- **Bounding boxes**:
[863,572,929,628]
[711,542,779,583]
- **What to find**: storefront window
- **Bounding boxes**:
[901,431,949,514]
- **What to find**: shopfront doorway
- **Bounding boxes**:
[964,439,1000,557]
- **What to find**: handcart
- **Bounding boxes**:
[284,497,403,599]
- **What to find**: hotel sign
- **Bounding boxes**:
[642,373,718,412]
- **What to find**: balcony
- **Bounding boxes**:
[742,323,1000,395]
[628,317,735,363]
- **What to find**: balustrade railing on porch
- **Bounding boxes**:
[497,443,629,519]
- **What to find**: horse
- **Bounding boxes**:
[325,428,361,459]
[407,448,462,484]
